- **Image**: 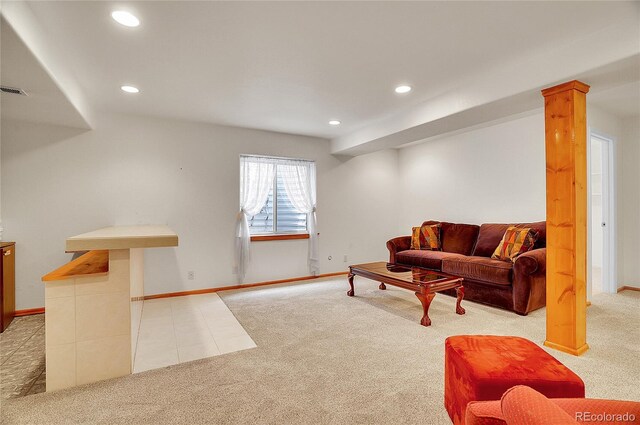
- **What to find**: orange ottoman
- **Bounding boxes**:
[444,335,585,425]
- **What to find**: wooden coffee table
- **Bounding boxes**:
[347,262,465,327]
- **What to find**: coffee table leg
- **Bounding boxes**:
[347,272,355,296]
[456,286,466,315]
[379,283,386,290]
[415,292,436,327]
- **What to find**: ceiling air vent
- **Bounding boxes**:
[0,86,28,96]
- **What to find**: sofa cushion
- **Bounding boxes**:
[442,256,513,285]
[410,227,421,250]
[491,227,539,262]
[396,250,465,270]
[410,223,442,250]
[422,221,480,255]
[525,221,546,248]
[473,221,546,257]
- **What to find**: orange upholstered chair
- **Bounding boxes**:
[444,335,585,425]
[466,385,640,425]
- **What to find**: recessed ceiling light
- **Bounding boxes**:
[329,120,341,126]
[121,85,139,93]
[111,11,140,27]
[395,85,412,94]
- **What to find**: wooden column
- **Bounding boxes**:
[542,80,590,356]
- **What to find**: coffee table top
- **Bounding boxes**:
[349,261,461,286]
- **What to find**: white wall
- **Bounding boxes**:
[3,103,636,310]
[396,105,639,289]
[1,113,399,309]
[397,112,546,230]
[620,116,640,287]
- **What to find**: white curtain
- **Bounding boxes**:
[279,160,319,276]
[236,156,275,282]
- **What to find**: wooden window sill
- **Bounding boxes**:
[251,233,310,242]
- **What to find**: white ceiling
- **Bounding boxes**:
[2,1,639,151]
[590,81,640,118]
[0,17,90,128]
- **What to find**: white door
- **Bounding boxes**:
[588,132,616,296]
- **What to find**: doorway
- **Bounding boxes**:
[588,131,616,296]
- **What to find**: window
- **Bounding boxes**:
[248,169,308,234]
[237,154,319,278]
[239,155,316,236]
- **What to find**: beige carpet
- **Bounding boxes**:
[1,278,638,424]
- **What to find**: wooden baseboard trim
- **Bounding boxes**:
[543,340,590,356]
[143,271,348,301]
[617,285,640,293]
[14,278,632,316]
[14,307,45,317]
[13,273,348,312]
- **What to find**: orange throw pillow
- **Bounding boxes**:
[491,226,538,262]
[410,227,422,250]
[410,223,442,251]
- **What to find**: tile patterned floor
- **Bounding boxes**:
[0,314,46,399]
[134,293,256,373]
[0,293,255,399]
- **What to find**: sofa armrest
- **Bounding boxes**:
[467,389,640,425]
[386,236,411,264]
[512,248,546,315]
[514,247,546,276]
[501,386,579,425]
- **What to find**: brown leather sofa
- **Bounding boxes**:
[386,221,546,315]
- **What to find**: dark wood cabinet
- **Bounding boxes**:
[1,242,16,332]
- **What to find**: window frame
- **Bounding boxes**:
[250,233,310,242]
[242,155,314,240]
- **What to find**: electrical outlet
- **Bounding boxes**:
[343,255,348,263]
[187,271,195,280]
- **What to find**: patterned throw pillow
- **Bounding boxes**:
[421,223,442,251]
[410,223,442,251]
[491,226,539,262]
[410,227,422,250]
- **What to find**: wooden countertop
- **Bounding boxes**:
[42,250,109,282]
[0,242,15,248]
[66,225,178,251]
